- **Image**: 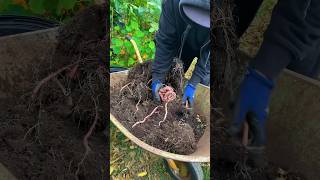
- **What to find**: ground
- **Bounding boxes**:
[110,0,276,179]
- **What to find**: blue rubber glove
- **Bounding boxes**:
[151,80,165,102]
[229,68,274,146]
[182,82,196,108]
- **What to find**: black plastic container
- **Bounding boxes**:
[0,15,58,37]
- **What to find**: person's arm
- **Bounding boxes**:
[228,0,320,158]
[182,41,210,108]
[189,40,210,86]
[250,0,320,79]
[152,0,180,83]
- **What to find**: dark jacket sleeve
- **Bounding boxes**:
[250,0,320,79]
[152,0,180,82]
[190,40,211,86]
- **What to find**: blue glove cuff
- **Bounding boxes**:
[152,79,162,91]
[247,67,275,89]
[186,83,196,91]
[182,82,196,106]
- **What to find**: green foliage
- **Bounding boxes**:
[111,0,161,68]
[0,0,94,22]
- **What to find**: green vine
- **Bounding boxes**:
[111,0,161,68]
[0,0,94,22]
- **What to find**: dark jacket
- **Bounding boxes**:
[152,0,210,86]
[250,0,320,79]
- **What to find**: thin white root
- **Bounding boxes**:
[134,96,141,115]
[132,106,163,128]
[119,82,132,95]
[158,102,168,126]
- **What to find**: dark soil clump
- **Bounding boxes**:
[110,61,207,154]
[0,3,108,179]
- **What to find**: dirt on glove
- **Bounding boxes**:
[110,61,207,155]
[0,3,108,179]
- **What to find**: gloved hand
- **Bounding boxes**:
[182,82,196,108]
[151,80,165,102]
[227,68,274,168]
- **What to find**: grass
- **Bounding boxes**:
[110,123,210,179]
[110,123,171,179]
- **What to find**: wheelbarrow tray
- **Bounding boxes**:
[110,70,210,162]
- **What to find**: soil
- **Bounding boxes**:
[0,3,108,180]
[110,61,207,155]
[212,108,306,180]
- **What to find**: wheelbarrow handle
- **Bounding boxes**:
[125,35,143,63]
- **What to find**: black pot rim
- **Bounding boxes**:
[0,15,59,37]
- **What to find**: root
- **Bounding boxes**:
[32,60,80,99]
[234,161,252,180]
[132,85,177,127]
[75,96,99,176]
[119,82,132,95]
[23,122,42,140]
[53,77,69,96]
[132,106,163,128]
[158,102,168,126]
[134,95,141,115]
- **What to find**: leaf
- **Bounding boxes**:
[137,171,147,177]
[112,38,123,46]
[128,58,136,66]
[151,22,158,29]
[130,21,139,30]
[56,0,76,15]
[125,25,132,32]
[137,7,144,14]
[1,4,32,16]
[43,0,59,15]
[114,26,120,31]
[113,46,121,54]
[0,0,11,11]
[136,30,144,37]
[148,42,155,49]
[118,60,127,68]
[148,27,155,33]
[13,0,27,7]
[29,0,45,14]
[58,0,76,10]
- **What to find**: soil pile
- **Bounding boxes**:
[110,61,207,154]
[0,3,108,179]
